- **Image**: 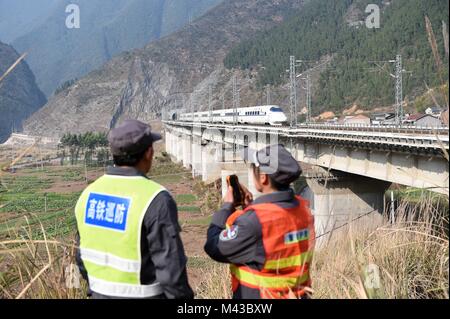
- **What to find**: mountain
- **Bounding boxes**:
[224,0,449,113]
[0,42,47,143]
[6,0,223,96]
[24,0,305,138]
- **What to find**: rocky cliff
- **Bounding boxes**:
[10,0,223,96]
[24,0,304,138]
[0,42,47,143]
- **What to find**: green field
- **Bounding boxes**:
[0,170,86,240]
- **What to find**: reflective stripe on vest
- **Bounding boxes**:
[226,196,315,298]
[230,265,310,289]
[80,248,141,273]
[264,250,313,270]
[75,174,165,298]
[88,275,163,298]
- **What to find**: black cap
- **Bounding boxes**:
[241,144,302,186]
[108,119,162,156]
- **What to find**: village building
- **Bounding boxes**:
[404,114,443,127]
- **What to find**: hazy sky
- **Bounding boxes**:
[0,0,60,43]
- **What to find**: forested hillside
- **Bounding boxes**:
[224,0,449,112]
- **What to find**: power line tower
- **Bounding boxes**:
[306,74,312,124]
[298,74,311,124]
[289,56,298,127]
[369,55,409,126]
[394,54,404,126]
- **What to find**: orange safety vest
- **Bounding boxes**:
[225,196,315,299]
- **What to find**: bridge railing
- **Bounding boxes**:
[163,120,449,155]
[294,123,449,135]
[164,120,449,136]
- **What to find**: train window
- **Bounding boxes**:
[270,107,283,112]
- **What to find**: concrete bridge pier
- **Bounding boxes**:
[175,134,183,163]
[182,135,192,169]
[166,133,181,163]
[165,131,172,155]
[202,143,223,183]
[303,172,390,246]
[191,137,203,177]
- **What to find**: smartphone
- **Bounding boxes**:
[226,174,244,207]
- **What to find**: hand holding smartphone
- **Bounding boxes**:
[225,175,253,208]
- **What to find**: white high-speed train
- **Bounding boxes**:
[178,105,288,126]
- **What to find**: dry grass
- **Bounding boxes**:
[0,218,87,299]
[192,178,222,215]
[0,188,447,299]
[312,198,448,299]
[0,174,447,300]
[196,195,448,299]
[195,263,232,299]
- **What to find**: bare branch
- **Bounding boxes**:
[0,53,27,85]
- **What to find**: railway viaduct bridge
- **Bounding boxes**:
[163,121,449,239]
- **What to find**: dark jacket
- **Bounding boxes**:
[75,166,194,299]
[204,188,309,299]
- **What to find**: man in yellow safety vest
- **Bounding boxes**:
[75,119,193,299]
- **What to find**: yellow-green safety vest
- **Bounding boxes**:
[75,174,165,298]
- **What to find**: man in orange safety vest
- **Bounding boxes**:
[204,144,315,299]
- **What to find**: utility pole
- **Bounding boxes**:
[208,84,213,122]
[165,105,168,121]
[390,191,396,224]
[222,92,225,110]
[394,54,404,126]
[191,92,195,122]
[232,75,240,160]
[266,85,271,105]
[181,94,187,112]
[232,75,240,126]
